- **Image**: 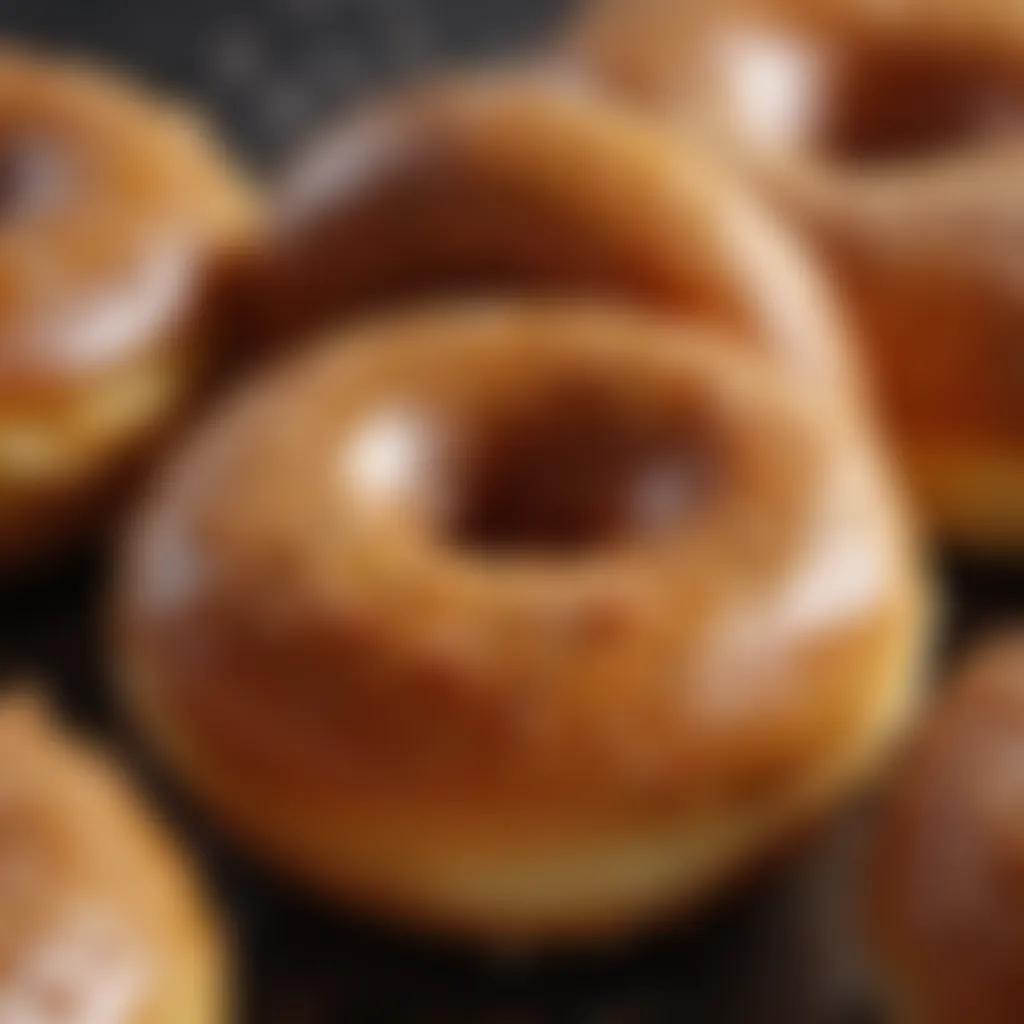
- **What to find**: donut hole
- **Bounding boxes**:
[452,389,715,556]
[821,44,1024,164]
[715,28,1024,165]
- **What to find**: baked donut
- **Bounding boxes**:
[252,75,853,391]
[0,50,254,567]
[565,0,1024,551]
[116,302,927,946]
[870,632,1024,1023]
[0,691,227,1022]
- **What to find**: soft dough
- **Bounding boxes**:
[116,303,927,947]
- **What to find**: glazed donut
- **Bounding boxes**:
[565,0,1024,550]
[870,632,1024,1023]
[252,75,853,391]
[0,691,227,1022]
[116,302,926,946]
[0,51,254,567]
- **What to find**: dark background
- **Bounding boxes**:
[0,0,573,164]
[0,1,1021,1021]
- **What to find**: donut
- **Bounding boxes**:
[870,632,1024,1023]
[565,0,1024,550]
[0,51,255,567]
[115,302,927,946]
[0,691,227,1022]
[252,75,854,391]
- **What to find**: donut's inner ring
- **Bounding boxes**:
[824,42,1024,164]
[451,384,717,556]
[334,325,734,562]
[715,27,1024,164]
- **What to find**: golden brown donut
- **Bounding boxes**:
[116,302,927,947]
[870,632,1024,1023]
[566,0,1024,551]
[0,50,255,567]
[0,691,227,1022]
[252,75,854,391]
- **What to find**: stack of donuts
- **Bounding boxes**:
[3,0,1024,1018]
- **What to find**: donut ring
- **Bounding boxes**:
[253,75,853,390]
[0,51,255,566]
[0,692,227,1022]
[566,0,1024,550]
[116,303,926,946]
[870,632,1024,1023]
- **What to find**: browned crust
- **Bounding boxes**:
[116,302,928,946]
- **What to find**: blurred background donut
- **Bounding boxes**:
[565,0,1024,552]
[249,73,855,399]
[0,691,228,1023]
[0,51,254,568]
[870,631,1024,1023]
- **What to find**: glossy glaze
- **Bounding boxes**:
[117,303,926,945]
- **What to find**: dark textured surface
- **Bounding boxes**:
[0,0,575,164]
[0,1,1021,1021]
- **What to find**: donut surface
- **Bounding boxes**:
[870,632,1024,1023]
[0,692,227,1023]
[567,0,1024,550]
[254,75,853,391]
[0,51,254,566]
[117,303,926,946]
